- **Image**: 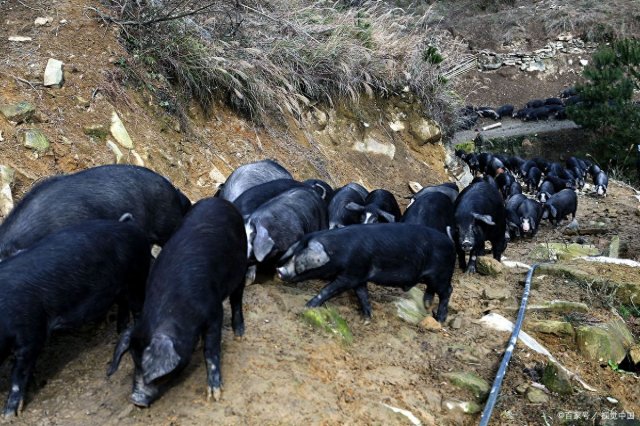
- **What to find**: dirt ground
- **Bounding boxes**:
[1,1,639,425]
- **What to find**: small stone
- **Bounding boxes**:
[526,61,546,72]
[443,400,481,414]
[579,59,588,66]
[419,316,442,331]
[131,150,145,167]
[110,111,134,149]
[515,383,528,395]
[541,362,573,395]
[8,36,32,42]
[75,96,90,108]
[450,316,463,329]
[43,58,64,88]
[483,287,510,301]
[606,397,618,404]
[476,257,503,276]
[0,101,36,123]
[607,235,620,258]
[409,118,441,145]
[526,387,549,403]
[443,372,490,401]
[408,181,423,194]
[83,124,109,139]
[34,16,53,26]
[106,140,124,164]
[0,165,15,219]
[23,129,50,152]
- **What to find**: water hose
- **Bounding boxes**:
[479,263,539,426]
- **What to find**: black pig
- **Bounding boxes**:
[0,218,150,416]
[108,198,247,407]
[0,165,190,260]
[277,224,456,322]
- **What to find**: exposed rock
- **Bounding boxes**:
[476,257,503,276]
[579,59,588,66]
[515,383,528,395]
[530,243,599,261]
[483,286,509,301]
[83,124,109,139]
[450,316,463,329]
[0,165,15,219]
[629,344,640,366]
[442,400,481,414]
[575,318,634,364]
[302,307,353,344]
[106,140,124,164]
[525,320,574,337]
[419,316,442,331]
[395,287,428,324]
[43,58,64,88]
[110,111,134,149]
[409,118,441,145]
[607,235,620,258]
[0,101,36,123]
[22,129,50,152]
[352,136,395,159]
[443,372,489,401]
[526,387,549,403]
[541,362,573,395]
[388,120,405,132]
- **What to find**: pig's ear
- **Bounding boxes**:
[472,213,495,226]
[377,209,396,223]
[142,334,181,384]
[253,225,275,263]
[107,326,133,377]
[345,202,364,212]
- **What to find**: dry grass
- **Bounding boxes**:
[97,1,468,132]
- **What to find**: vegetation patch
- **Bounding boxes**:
[93,1,465,132]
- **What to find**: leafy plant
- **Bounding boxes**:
[567,38,640,180]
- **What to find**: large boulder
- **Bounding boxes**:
[575,318,634,364]
[477,257,503,276]
[352,136,395,159]
[409,117,441,145]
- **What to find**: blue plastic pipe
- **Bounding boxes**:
[479,263,539,426]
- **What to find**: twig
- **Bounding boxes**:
[239,2,320,44]
[85,3,220,27]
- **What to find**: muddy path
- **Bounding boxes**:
[2,182,638,426]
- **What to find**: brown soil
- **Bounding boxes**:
[0,1,639,425]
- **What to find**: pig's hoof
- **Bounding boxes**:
[233,334,244,341]
[207,386,222,402]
